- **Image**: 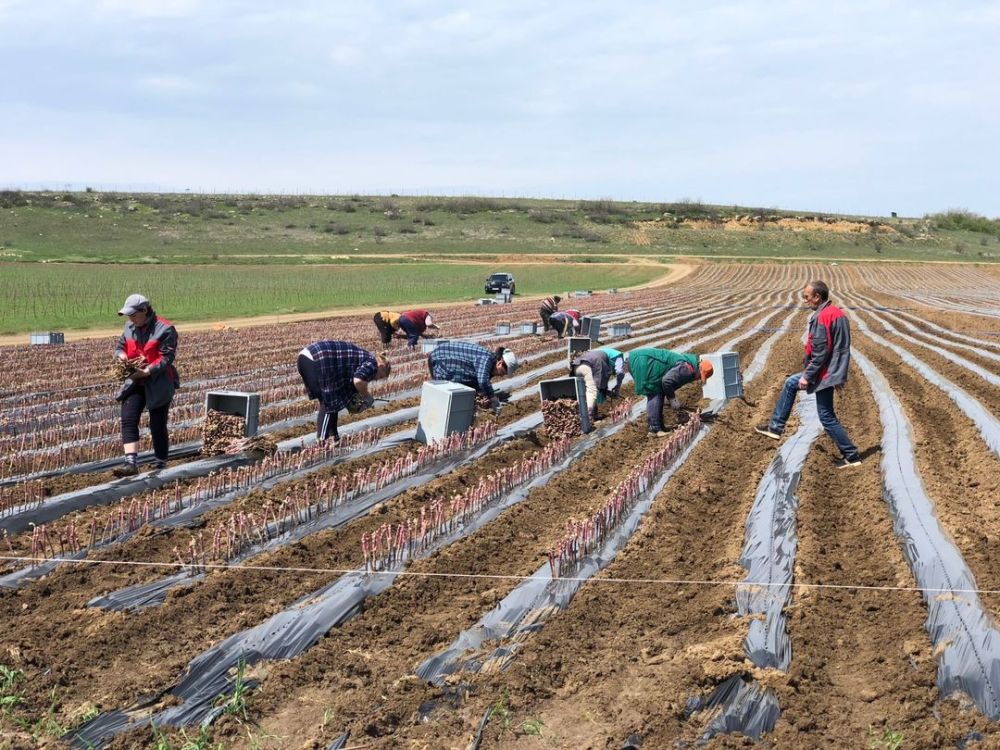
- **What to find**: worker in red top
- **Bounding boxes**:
[112,294,180,476]
[373,309,440,348]
[755,280,861,468]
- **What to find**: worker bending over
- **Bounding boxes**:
[297,340,391,442]
[427,341,519,414]
[569,347,626,424]
[539,295,561,331]
[373,309,439,348]
[627,347,713,436]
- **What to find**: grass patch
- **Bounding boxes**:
[0,261,664,332]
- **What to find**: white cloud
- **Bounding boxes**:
[0,0,996,216]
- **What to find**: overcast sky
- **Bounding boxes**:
[2,0,997,217]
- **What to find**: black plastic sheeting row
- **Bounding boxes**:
[855,305,1000,387]
[0,443,203,488]
[849,313,1000,457]
[86,337,660,609]
[69,402,637,748]
[854,349,1000,721]
[415,424,705,685]
[69,299,782,746]
[690,398,822,741]
[420,303,798,740]
[0,452,255,538]
[87,424,525,612]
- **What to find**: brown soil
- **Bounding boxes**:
[4,266,1000,749]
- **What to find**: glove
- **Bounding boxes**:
[610,385,621,399]
[490,396,502,415]
[670,397,682,410]
[346,392,375,414]
[676,409,690,425]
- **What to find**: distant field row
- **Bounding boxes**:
[0,262,664,333]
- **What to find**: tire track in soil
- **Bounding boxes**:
[768,363,1000,747]
[853,338,1000,616]
[223,316,799,750]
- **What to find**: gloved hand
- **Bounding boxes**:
[669,397,682,410]
[490,396,502,415]
[346,392,375,414]
[676,409,690,425]
[610,385,621,399]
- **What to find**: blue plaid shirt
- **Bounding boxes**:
[428,341,497,397]
[305,340,378,411]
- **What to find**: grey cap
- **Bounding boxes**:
[118,293,150,316]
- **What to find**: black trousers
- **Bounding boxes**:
[298,353,339,441]
[373,313,394,346]
[120,389,170,459]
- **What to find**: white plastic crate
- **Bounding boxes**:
[539,376,591,434]
[205,391,261,436]
[495,321,511,335]
[610,322,632,337]
[415,381,477,444]
[29,332,65,345]
[701,351,744,400]
[520,322,537,334]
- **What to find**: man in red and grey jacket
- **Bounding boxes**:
[113,294,180,476]
[755,280,861,468]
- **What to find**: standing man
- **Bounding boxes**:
[628,347,713,436]
[569,348,624,424]
[538,295,561,332]
[373,309,439,348]
[113,294,179,476]
[427,341,519,413]
[297,340,391,442]
[755,280,861,468]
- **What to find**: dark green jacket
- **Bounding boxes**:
[627,348,698,397]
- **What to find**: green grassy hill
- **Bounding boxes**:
[1,190,997,333]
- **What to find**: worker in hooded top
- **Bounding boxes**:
[427,341,519,414]
[627,347,713,436]
[569,347,626,424]
[113,294,180,476]
[548,311,579,339]
[297,340,391,442]
[373,309,439,348]
[538,295,561,332]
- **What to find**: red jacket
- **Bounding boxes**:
[803,301,851,393]
[399,309,430,333]
[116,313,179,407]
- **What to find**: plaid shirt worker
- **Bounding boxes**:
[304,340,378,411]
[428,341,498,397]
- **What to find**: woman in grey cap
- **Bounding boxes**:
[112,294,180,476]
